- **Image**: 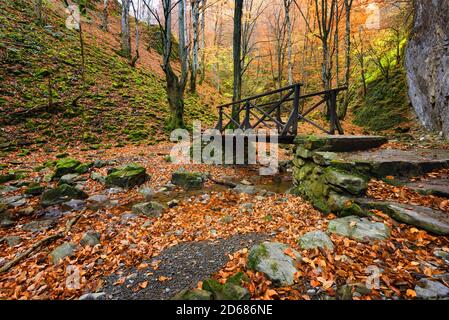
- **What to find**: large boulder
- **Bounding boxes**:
[415,279,449,299]
[328,216,390,242]
[299,231,334,251]
[105,164,149,189]
[247,242,302,286]
[41,184,88,207]
[171,171,205,190]
[406,0,449,138]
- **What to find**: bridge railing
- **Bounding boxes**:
[216,83,346,139]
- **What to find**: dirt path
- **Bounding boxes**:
[102,233,268,300]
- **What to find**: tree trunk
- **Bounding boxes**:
[178,0,188,85]
[34,0,43,23]
[121,0,131,59]
[190,0,200,93]
[165,63,185,129]
[284,0,293,85]
[339,0,353,119]
[232,0,244,125]
[102,0,109,31]
[199,0,207,85]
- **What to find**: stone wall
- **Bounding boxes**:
[291,136,388,217]
[405,0,449,138]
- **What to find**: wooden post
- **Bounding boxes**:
[243,100,251,130]
[216,107,223,131]
[291,84,301,135]
[328,90,344,135]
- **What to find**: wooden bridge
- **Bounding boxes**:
[215,83,346,144]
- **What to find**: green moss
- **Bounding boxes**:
[353,69,411,132]
[247,244,269,270]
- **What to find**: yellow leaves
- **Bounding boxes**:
[139,281,148,289]
[263,289,278,300]
[423,267,433,277]
[406,289,417,298]
[283,248,298,260]
[316,276,334,290]
[158,276,171,282]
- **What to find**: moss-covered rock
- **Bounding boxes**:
[41,184,88,207]
[171,171,205,190]
[53,158,81,178]
[0,173,16,184]
[172,289,212,301]
[202,279,250,300]
[105,164,149,189]
[25,184,45,195]
[323,167,368,195]
[247,242,301,286]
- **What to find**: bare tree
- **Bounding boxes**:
[283,0,294,85]
[130,0,141,67]
[34,0,43,24]
[121,0,132,59]
[101,0,109,31]
[190,0,200,93]
[339,0,353,119]
[232,0,244,124]
[199,0,207,85]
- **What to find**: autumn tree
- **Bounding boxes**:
[232,0,244,124]
[144,0,188,129]
[121,0,132,59]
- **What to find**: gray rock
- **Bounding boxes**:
[415,279,449,299]
[87,194,110,210]
[49,242,77,264]
[59,173,80,185]
[5,236,22,247]
[18,206,34,216]
[62,199,86,211]
[234,184,256,195]
[434,250,449,264]
[132,202,165,217]
[247,242,302,286]
[41,184,88,207]
[328,216,390,242]
[3,195,27,208]
[80,231,101,247]
[139,187,155,202]
[79,292,106,300]
[90,172,106,184]
[22,219,56,232]
[299,231,334,251]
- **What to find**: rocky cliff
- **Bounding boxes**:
[405,0,449,138]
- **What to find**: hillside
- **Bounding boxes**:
[0,0,219,153]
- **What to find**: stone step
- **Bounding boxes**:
[403,178,449,198]
[356,198,449,235]
[331,149,449,178]
[294,135,388,152]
